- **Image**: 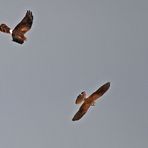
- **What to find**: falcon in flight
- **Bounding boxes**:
[0,10,33,44]
[72,82,110,121]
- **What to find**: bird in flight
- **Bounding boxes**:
[72,82,110,121]
[0,10,33,44]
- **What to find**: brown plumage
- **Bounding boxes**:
[0,10,33,44]
[75,91,87,104]
[72,82,110,121]
[0,24,11,33]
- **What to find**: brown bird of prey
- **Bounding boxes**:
[72,82,110,121]
[0,10,33,44]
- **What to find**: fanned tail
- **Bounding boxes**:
[0,24,11,34]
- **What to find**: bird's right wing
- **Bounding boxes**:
[13,10,33,34]
[88,82,110,102]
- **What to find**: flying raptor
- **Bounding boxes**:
[72,82,110,121]
[0,10,33,44]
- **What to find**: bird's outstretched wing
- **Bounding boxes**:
[72,102,91,121]
[13,10,33,34]
[87,82,110,103]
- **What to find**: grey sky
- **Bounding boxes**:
[0,0,148,148]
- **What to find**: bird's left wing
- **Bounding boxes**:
[72,103,91,121]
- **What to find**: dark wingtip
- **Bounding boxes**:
[26,10,33,19]
[106,82,111,87]
[12,38,24,44]
[104,82,111,90]
[72,117,77,121]
[27,10,32,14]
[72,114,80,121]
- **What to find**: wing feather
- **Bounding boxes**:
[13,10,33,34]
[72,103,91,121]
[87,82,110,102]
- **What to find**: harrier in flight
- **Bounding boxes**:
[0,10,33,44]
[72,82,110,121]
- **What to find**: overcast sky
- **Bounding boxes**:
[0,0,148,148]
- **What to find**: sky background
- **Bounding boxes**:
[0,0,148,148]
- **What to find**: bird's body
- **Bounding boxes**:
[0,10,33,44]
[72,82,110,121]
